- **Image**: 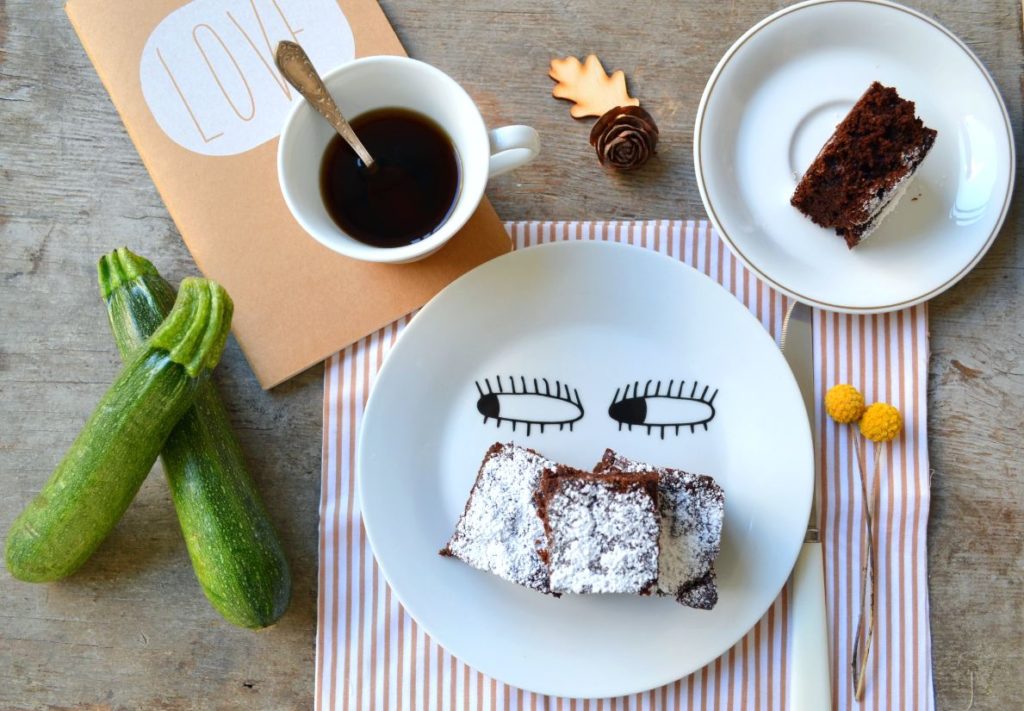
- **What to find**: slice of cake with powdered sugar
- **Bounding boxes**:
[534,464,660,595]
[595,449,725,610]
[440,442,555,593]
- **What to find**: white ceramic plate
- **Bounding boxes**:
[694,0,1015,313]
[359,242,813,698]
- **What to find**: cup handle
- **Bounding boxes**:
[488,125,540,177]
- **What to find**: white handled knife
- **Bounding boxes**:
[781,302,832,711]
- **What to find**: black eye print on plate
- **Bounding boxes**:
[608,379,718,439]
[475,376,585,436]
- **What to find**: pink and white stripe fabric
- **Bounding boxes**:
[317,220,934,711]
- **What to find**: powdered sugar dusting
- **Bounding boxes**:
[599,451,725,609]
[441,443,553,592]
[544,476,659,595]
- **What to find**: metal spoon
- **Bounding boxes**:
[275,40,376,171]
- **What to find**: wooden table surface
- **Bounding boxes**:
[1,1,1021,709]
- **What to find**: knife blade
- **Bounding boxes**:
[782,301,818,541]
[781,301,832,711]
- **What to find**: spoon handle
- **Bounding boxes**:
[275,41,376,170]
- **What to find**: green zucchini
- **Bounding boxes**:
[5,277,232,583]
[98,248,291,629]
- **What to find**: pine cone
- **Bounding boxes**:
[589,105,659,171]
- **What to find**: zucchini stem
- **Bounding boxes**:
[98,247,160,300]
[150,278,233,378]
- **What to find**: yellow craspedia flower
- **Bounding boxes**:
[859,402,902,442]
[825,384,865,424]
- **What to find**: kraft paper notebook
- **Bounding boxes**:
[65,0,511,388]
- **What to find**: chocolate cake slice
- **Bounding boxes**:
[440,443,555,593]
[595,450,725,610]
[535,464,660,595]
[791,82,937,248]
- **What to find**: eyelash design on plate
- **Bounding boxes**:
[475,376,585,436]
[608,379,718,439]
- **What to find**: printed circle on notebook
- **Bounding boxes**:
[140,0,355,156]
[358,241,813,698]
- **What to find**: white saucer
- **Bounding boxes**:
[358,242,813,698]
[694,0,1015,313]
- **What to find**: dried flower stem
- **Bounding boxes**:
[852,441,883,701]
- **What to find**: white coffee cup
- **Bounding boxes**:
[278,56,539,264]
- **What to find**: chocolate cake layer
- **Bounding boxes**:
[791,82,937,248]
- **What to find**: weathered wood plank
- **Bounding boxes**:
[0,0,1020,708]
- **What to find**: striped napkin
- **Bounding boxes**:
[317,221,934,711]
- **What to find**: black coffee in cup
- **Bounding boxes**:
[319,108,460,249]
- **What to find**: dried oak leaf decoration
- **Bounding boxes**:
[550,54,657,171]
[549,54,639,118]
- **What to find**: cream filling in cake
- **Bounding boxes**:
[853,158,919,243]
